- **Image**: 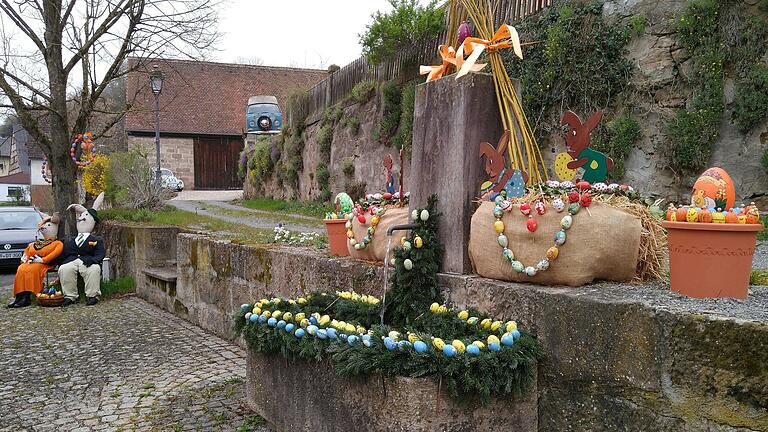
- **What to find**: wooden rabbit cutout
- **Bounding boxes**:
[560,111,613,183]
[479,130,528,199]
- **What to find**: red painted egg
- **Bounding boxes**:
[576,181,591,191]
[383,192,393,200]
[519,203,531,216]
[526,218,538,233]
[357,214,367,224]
[724,211,738,224]
[675,207,688,222]
[698,208,712,223]
[567,191,580,203]
[580,192,592,207]
[534,201,546,215]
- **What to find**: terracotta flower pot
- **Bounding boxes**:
[662,221,762,299]
[323,219,350,257]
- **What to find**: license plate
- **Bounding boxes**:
[0,252,22,259]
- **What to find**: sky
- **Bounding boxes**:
[214,0,400,69]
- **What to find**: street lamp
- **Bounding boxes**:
[149,65,164,187]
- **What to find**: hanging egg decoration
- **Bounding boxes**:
[403,241,412,251]
[403,259,414,270]
[493,206,503,218]
[675,206,688,222]
[546,246,559,261]
[535,201,546,215]
[511,260,525,273]
[691,167,736,211]
[357,214,367,224]
[560,215,573,230]
[502,248,514,262]
[568,203,580,215]
[524,266,537,277]
[526,217,538,233]
[536,259,550,271]
[519,203,531,216]
[554,230,567,246]
[420,209,430,221]
[414,236,423,248]
[579,192,592,207]
[501,200,513,212]
[698,208,712,223]
[552,197,566,212]
[497,234,508,248]
[457,20,472,45]
[567,190,580,203]
[494,220,505,234]
[685,207,699,222]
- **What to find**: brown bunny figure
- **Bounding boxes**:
[561,110,613,183]
[479,130,528,199]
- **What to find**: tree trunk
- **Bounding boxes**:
[48,125,78,237]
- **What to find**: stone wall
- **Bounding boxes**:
[104,222,768,431]
[129,135,195,189]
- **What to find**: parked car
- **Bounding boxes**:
[0,207,43,268]
[246,95,282,134]
[160,168,184,191]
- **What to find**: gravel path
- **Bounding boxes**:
[167,200,323,234]
[753,240,768,270]
[203,201,318,224]
[0,293,270,432]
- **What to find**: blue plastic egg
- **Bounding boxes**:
[414,341,428,353]
[488,342,501,352]
[244,312,252,321]
[397,340,411,350]
[267,317,277,327]
[442,345,456,357]
[257,314,267,323]
[326,328,337,340]
[362,334,372,347]
[277,320,286,329]
[317,329,328,340]
[384,337,397,350]
[295,328,305,338]
[309,317,318,326]
[347,335,359,345]
[466,344,481,355]
[511,329,521,340]
[285,323,295,332]
[248,313,257,322]
[501,334,514,347]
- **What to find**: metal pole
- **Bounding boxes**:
[154,93,161,186]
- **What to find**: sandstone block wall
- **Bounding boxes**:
[129,136,195,189]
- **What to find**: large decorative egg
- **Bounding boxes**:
[546,246,559,261]
[414,341,428,353]
[560,215,573,230]
[335,193,354,213]
[511,260,525,272]
[554,230,567,246]
[552,197,566,212]
[691,167,736,211]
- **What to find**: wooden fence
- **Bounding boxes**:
[287,0,555,125]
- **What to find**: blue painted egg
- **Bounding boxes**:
[244,312,252,321]
[267,317,277,327]
[277,320,286,329]
[285,323,295,332]
[384,337,397,350]
[309,317,318,326]
[488,342,501,352]
[347,335,359,345]
[258,314,268,323]
[397,340,411,350]
[295,328,305,338]
[493,206,503,218]
[554,230,567,246]
[511,329,521,340]
[326,328,337,339]
[248,313,257,322]
[442,345,456,357]
[501,334,514,346]
[414,341,428,353]
[316,329,328,340]
[466,344,481,355]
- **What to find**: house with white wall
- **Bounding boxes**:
[0,172,30,202]
[9,124,52,211]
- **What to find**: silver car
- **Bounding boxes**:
[160,168,184,191]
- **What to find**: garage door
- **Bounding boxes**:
[193,136,244,189]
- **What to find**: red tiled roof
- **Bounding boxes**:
[125,58,327,136]
[0,172,30,185]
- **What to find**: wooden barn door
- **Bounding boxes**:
[193,136,244,189]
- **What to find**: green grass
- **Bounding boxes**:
[751,270,768,285]
[236,197,330,218]
[758,217,768,241]
[238,415,266,432]
[101,277,136,298]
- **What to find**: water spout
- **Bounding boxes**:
[380,223,420,324]
[386,223,420,236]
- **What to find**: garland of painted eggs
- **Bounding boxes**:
[70,132,97,168]
[239,293,525,358]
[346,205,387,250]
[40,156,52,184]
[491,194,584,277]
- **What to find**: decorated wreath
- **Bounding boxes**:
[70,132,97,168]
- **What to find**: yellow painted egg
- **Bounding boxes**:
[494,220,505,234]
[347,230,355,239]
[487,335,500,345]
[546,246,559,261]
[457,310,469,320]
[299,318,309,328]
[491,321,502,331]
[505,321,517,332]
[345,324,356,333]
[737,214,747,224]
[252,307,261,315]
[319,315,331,326]
[686,207,699,222]
[408,333,419,344]
[297,297,307,305]
[283,312,292,321]
[472,341,485,350]
[433,338,446,350]
[438,305,448,314]
[430,302,440,313]
[294,313,305,322]
[272,310,282,319]
[262,310,271,318]
[452,340,466,353]
[554,152,577,181]
[712,211,725,223]
[371,216,380,226]
[414,236,423,248]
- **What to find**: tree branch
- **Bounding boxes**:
[0,0,47,55]
[63,0,134,75]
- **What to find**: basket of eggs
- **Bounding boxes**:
[36,279,65,307]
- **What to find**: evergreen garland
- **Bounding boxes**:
[385,194,444,325]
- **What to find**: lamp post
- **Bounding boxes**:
[149,65,164,187]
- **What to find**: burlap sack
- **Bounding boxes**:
[469,201,641,286]
[348,207,409,262]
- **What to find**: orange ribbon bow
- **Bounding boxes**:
[419,44,485,82]
[455,24,523,79]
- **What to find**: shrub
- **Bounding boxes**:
[324,105,344,125]
[342,158,355,178]
[317,125,334,159]
[352,80,376,103]
[393,81,416,154]
[82,154,109,196]
[348,116,361,135]
[360,0,445,65]
[105,147,173,210]
[316,162,331,202]
[378,81,402,144]
[593,115,642,180]
[733,63,768,132]
[247,138,274,191]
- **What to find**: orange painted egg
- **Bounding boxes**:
[676,207,689,222]
[746,206,760,224]
[698,209,712,223]
[691,167,736,211]
[665,206,677,221]
[724,211,738,224]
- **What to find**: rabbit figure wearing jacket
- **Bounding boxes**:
[7,214,64,308]
[59,192,105,307]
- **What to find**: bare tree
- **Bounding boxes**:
[234,55,265,66]
[0,0,220,234]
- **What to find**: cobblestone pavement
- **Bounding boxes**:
[0,292,270,432]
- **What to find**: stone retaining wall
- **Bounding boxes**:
[104,222,768,431]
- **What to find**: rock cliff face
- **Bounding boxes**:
[247,0,767,207]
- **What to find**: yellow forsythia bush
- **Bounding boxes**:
[82,154,109,196]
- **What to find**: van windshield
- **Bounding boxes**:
[247,103,278,114]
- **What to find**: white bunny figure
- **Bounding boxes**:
[59,192,106,307]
